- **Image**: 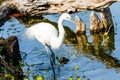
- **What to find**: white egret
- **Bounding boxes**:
[24,13,73,79]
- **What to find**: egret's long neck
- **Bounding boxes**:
[57,16,65,46]
[58,17,65,36]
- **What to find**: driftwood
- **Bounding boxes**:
[0,0,120,27]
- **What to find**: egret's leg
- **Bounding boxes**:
[50,55,56,79]
[46,46,56,79]
[48,46,55,65]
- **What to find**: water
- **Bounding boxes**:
[1,2,120,80]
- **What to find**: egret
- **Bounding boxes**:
[24,13,73,79]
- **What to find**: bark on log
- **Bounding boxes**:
[0,0,119,26]
[10,0,120,15]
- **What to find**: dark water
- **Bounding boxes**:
[0,2,120,80]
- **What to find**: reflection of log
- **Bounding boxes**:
[91,33,103,53]
[103,29,115,51]
[95,52,120,69]
[76,34,94,53]
[76,29,120,71]
[91,31,120,70]
[0,36,23,79]
[64,26,77,44]
[76,35,88,53]
[75,15,86,35]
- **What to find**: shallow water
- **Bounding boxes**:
[1,2,120,80]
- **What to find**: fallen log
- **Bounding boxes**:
[0,0,120,27]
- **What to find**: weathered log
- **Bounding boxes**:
[11,0,119,15]
[0,0,119,27]
[75,15,86,35]
[0,36,23,80]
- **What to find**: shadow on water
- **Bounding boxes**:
[75,27,120,71]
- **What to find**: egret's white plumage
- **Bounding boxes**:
[25,22,58,48]
[24,13,73,79]
[25,13,72,49]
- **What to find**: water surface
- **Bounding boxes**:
[0,2,120,80]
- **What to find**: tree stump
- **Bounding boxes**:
[75,15,86,35]
[90,11,103,33]
[0,36,23,80]
[100,7,114,30]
